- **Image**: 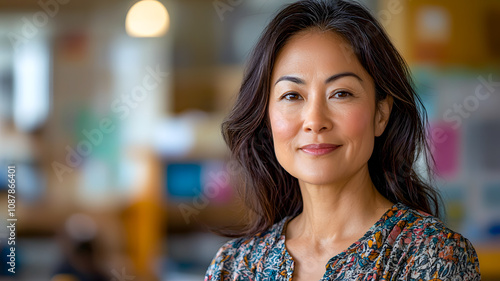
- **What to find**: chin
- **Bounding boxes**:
[293,170,342,186]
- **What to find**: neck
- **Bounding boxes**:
[288,165,394,242]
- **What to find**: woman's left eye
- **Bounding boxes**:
[331,91,352,99]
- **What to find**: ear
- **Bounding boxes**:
[374,95,393,137]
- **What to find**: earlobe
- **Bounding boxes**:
[375,95,393,137]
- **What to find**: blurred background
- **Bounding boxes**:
[0,0,498,280]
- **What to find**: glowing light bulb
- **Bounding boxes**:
[126,0,169,37]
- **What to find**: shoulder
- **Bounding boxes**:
[395,205,473,249]
[389,204,481,280]
[204,217,288,281]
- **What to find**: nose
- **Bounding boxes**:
[302,98,333,133]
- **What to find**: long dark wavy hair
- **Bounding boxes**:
[221,0,441,237]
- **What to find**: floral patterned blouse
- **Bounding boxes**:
[205,202,480,280]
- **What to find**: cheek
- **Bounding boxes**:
[344,106,375,141]
[339,106,376,166]
[269,110,299,152]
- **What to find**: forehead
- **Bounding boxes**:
[272,29,369,81]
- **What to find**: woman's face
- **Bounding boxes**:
[268,29,392,186]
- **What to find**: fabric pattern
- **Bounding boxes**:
[205,202,480,280]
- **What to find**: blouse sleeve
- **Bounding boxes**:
[401,232,481,281]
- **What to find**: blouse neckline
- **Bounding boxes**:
[278,202,404,270]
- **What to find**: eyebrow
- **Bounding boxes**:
[274,72,363,86]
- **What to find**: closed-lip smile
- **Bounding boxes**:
[300,143,342,156]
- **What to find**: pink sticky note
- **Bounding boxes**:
[429,122,461,179]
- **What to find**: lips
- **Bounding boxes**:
[300,143,341,156]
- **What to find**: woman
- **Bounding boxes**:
[205,0,480,280]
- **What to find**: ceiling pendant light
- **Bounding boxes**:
[126,0,170,37]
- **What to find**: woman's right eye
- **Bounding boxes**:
[281,92,302,101]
